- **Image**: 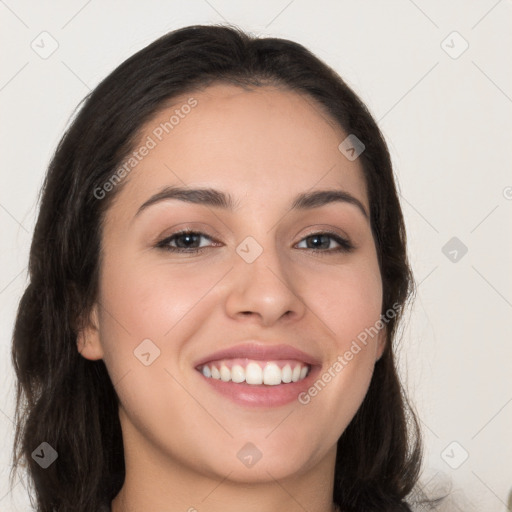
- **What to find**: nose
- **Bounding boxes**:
[224,239,307,327]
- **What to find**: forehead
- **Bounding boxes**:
[110,83,368,217]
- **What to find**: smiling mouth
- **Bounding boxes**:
[196,358,311,386]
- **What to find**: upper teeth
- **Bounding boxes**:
[200,360,310,385]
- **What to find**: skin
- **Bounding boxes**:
[78,83,386,512]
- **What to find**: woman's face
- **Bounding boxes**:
[80,83,385,483]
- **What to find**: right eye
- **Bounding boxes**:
[156,230,220,253]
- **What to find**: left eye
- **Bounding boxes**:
[295,233,352,251]
[156,231,353,253]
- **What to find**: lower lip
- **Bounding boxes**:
[197,366,321,407]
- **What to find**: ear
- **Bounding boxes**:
[76,303,104,360]
[375,325,387,362]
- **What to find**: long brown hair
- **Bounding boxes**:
[11,24,445,511]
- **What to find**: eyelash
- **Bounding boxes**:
[155,229,354,255]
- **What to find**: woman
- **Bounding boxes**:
[11,24,445,512]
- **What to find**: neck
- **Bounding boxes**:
[111,433,338,512]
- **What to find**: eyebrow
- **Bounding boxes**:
[134,186,369,220]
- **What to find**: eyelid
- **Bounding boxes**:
[153,222,222,244]
[295,224,352,244]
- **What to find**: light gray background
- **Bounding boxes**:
[1,1,511,511]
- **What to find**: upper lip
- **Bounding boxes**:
[194,342,322,368]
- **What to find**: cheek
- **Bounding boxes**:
[331,268,382,342]
[95,250,237,390]
[299,252,383,344]
[294,254,383,431]
[98,254,228,342]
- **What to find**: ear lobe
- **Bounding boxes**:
[375,326,387,362]
[76,303,104,360]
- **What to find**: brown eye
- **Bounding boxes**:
[296,232,353,252]
[156,231,217,252]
